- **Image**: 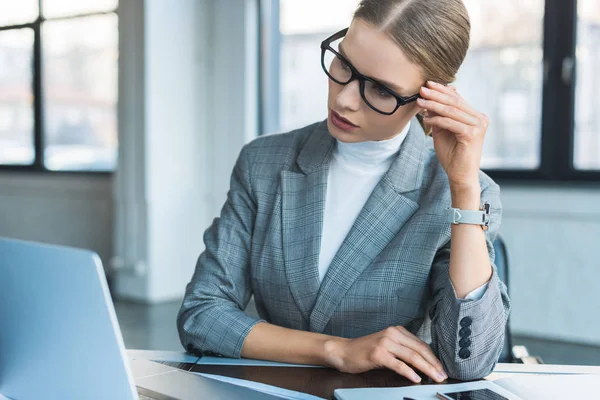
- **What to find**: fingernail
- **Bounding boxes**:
[421,86,430,93]
[437,372,447,381]
[413,373,422,383]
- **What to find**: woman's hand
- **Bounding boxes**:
[417,81,488,191]
[324,326,448,383]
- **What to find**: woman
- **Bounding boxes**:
[177,0,510,383]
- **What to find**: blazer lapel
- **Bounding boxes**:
[281,121,335,321]
[310,119,428,333]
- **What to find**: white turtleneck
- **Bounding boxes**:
[318,122,488,301]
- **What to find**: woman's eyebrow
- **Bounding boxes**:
[338,42,407,95]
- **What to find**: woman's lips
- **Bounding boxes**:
[330,110,359,131]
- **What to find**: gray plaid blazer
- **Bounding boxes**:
[177,118,510,380]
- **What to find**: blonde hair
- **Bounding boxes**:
[353,0,471,134]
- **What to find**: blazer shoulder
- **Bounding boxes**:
[240,121,320,170]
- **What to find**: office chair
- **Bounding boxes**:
[493,235,543,364]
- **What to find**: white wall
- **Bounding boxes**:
[112,0,259,303]
[0,173,113,265]
[143,0,213,303]
[501,185,600,345]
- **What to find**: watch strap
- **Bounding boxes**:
[446,202,491,229]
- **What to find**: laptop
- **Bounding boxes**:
[0,237,282,400]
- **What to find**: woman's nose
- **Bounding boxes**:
[335,79,362,111]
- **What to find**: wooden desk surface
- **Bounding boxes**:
[162,362,459,400]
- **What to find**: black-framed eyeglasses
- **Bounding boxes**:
[320,28,421,115]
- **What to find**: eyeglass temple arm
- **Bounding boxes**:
[326,28,349,45]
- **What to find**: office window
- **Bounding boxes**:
[0,1,38,26]
[263,0,600,182]
[0,0,118,172]
[0,29,35,165]
[574,0,600,170]
[43,14,118,171]
[458,0,544,170]
[42,0,118,18]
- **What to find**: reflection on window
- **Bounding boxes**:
[43,14,118,171]
[42,0,117,19]
[457,0,544,170]
[574,0,600,170]
[0,0,38,26]
[0,29,34,165]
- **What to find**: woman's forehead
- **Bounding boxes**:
[342,19,424,93]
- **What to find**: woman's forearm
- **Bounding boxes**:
[448,183,493,298]
[241,321,345,367]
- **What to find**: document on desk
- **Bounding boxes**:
[198,373,325,400]
[334,373,600,400]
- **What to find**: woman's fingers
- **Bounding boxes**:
[381,337,448,383]
[374,349,422,383]
[422,81,480,119]
[426,80,456,96]
[417,94,478,127]
[424,116,474,138]
[392,327,446,375]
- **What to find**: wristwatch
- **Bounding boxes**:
[446,202,491,231]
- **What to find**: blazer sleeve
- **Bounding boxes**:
[177,144,265,358]
[428,180,511,380]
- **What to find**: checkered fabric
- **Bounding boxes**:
[177,118,510,380]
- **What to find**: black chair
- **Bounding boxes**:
[492,235,514,363]
[493,235,543,364]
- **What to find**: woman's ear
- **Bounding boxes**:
[416,109,432,136]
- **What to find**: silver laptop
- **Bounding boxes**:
[0,237,281,400]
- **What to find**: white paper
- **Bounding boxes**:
[333,380,523,400]
[494,374,600,400]
[197,372,325,400]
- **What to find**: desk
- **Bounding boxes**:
[128,350,600,400]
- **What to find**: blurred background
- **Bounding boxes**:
[0,0,599,365]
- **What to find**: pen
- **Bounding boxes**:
[403,398,417,400]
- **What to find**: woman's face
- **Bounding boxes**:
[327,18,425,143]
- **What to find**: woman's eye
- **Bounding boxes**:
[373,85,392,98]
[338,57,350,70]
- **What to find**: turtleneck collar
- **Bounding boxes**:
[333,121,411,175]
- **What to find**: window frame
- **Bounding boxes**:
[261,0,600,183]
[0,0,118,175]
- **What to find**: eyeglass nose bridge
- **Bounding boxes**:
[333,66,372,102]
